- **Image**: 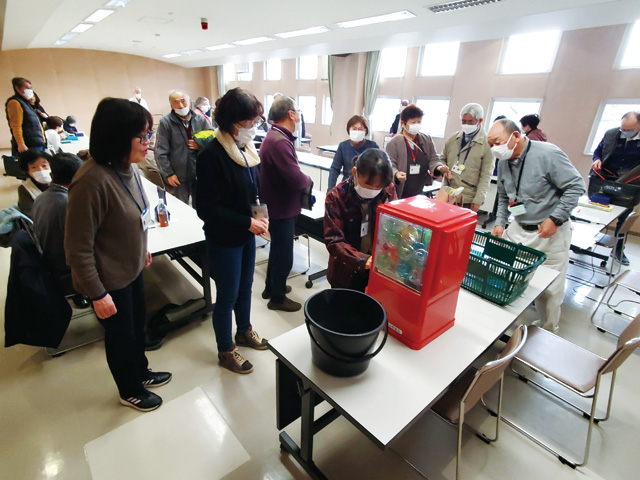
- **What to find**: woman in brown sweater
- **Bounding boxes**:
[64,98,170,412]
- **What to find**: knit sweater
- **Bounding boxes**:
[64,158,148,299]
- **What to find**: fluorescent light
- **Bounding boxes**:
[163,53,181,58]
[60,33,78,41]
[85,9,115,23]
[275,26,329,39]
[53,40,67,46]
[71,23,94,33]
[105,0,131,7]
[336,10,415,29]
[180,49,203,55]
[205,43,236,51]
[233,36,273,46]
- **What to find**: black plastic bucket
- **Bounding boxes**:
[304,289,388,377]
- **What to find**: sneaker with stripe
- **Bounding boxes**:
[119,390,162,412]
[142,370,172,388]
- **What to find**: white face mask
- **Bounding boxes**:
[490,133,516,161]
[354,175,382,200]
[174,106,190,117]
[406,123,422,135]
[200,105,210,114]
[32,169,51,184]
[235,126,257,145]
[23,89,34,100]
[349,129,366,143]
[135,94,142,100]
[461,123,479,135]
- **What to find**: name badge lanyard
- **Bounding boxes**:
[507,140,532,205]
[405,138,419,165]
[113,167,147,214]
[239,149,260,205]
[456,131,478,166]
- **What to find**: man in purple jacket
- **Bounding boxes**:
[259,96,313,312]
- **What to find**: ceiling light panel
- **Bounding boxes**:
[428,0,504,14]
[85,9,116,23]
[163,53,181,58]
[336,10,415,29]
[233,37,274,46]
[205,44,236,51]
[60,33,78,42]
[104,0,131,7]
[71,23,94,33]
[180,49,203,55]
[275,26,329,39]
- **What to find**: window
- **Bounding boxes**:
[618,20,640,69]
[319,55,329,80]
[236,63,252,82]
[265,94,275,117]
[223,63,235,83]
[586,101,640,154]
[500,30,561,74]
[370,97,401,132]
[265,59,281,80]
[380,47,407,78]
[298,95,317,124]
[487,99,542,128]
[419,42,460,76]
[414,98,450,138]
[322,96,333,126]
[298,56,318,80]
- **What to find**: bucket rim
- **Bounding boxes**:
[304,288,387,338]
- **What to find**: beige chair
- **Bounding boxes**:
[508,316,640,468]
[430,325,527,480]
[591,269,640,336]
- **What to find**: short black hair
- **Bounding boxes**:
[65,115,77,124]
[520,114,540,130]
[214,88,264,134]
[50,153,83,185]
[355,148,393,186]
[18,149,52,172]
[89,98,153,168]
[12,77,29,92]
[494,115,507,122]
[400,104,423,123]
[346,115,369,136]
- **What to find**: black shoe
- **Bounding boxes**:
[72,294,90,309]
[268,296,302,312]
[120,389,162,412]
[612,250,630,266]
[145,335,164,351]
[142,370,172,388]
[261,285,292,299]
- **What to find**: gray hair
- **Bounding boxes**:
[269,96,295,123]
[460,103,484,120]
[194,97,209,108]
[496,118,522,135]
[622,111,640,122]
[168,89,189,101]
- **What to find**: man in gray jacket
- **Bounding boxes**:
[489,119,585,333]
[155,89,212,206]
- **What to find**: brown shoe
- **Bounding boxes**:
[267,296,302,312]
[235,327,268,350]
[218,347,253,374]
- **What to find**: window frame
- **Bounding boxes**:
[236,63,253,82]
[369,95,402,132]
[297,55,318,80]
[499,30,562,75]
[379,47,408,79]
[297,94,317,124]
[417,42,460,77]
[264,59,282,81]
[585,99,640,155]
[322,95,333,126]
[486,98,543,131]
[615,20,640,70]
[414,96,451,139]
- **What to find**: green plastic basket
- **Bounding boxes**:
[462,230,547,306]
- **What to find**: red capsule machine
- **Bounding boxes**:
[366,195,476,349]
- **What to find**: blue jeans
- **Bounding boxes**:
[265,217,296,303]
[207,236,256,353]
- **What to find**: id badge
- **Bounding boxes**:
[409,164,420,175]
[451,163,465,175]
[141,208,152,231]
[508,202,526,216]
[251,204,269,220]
[360,221,370,237]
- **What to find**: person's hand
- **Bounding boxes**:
[167,175,181,187]
[145,251,152,267]
[17,143,28,153]
[59,131,68,140]
[492,226,504,238]
[188,139,198,150]
[593,159,602,170]
[395,171,407,182]
[93,294,117,319]
[470,203,480,212]
[249,218,269,236]
[538,218,557,239]
[438,165,453,180]
[365,256,373,270]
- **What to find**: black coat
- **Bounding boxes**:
[4,228,71,348]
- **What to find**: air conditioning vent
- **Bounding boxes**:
[428,0,504,14]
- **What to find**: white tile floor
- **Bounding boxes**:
[1,160,640,479]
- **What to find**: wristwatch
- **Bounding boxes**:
[549,216,564,227]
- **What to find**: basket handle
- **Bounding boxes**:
[306,319,389,364]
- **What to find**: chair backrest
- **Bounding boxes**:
[601,315,640,376]
[462,325,528,413]
[619,212,639,236]
[3,155,27,180]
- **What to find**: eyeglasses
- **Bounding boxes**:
[254,119,265,129]
[136,131,154,144]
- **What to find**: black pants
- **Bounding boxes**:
[97,272,149,398]
[265,217,296,303]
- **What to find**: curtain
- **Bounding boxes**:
[217,65,226,98]
[328,55,337,109]
[363,51,382,127]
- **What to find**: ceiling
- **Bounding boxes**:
[2,0,639,68]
